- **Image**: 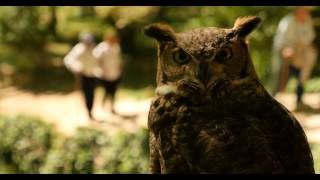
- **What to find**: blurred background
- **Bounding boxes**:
[1,6,320,173]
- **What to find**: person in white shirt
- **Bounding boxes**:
[93,33,123,114]
[64,33,99,120]
[271,6,317,110]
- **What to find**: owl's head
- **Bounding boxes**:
[144,16,261,99]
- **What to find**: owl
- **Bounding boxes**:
[144,16,314,174]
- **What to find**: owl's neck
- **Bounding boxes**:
[212,76,270,106]
[155,75,270,107]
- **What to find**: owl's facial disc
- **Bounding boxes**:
[159,41,236,99]
[146,16,262,99]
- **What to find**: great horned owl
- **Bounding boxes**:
[144,16,314,174]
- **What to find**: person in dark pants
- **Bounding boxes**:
[94,32,123,114]
[100,77,122,114]
[80,75,97,118]
[64,32,99,120]
[271,6,317,110]
[281,65,304,104]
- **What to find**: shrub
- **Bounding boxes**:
[41,127,149,174]
[97,128,149,173]
[310,144,320,173]
[41,127,109,173]
[0,114,149,174]
[0,115,53,173]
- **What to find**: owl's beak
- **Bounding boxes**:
[197,62,209,86]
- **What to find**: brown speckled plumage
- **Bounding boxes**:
[144,16,314,174]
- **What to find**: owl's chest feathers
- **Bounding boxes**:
[149,95,248,173]
[149,83,280,173]
[149,81,271,150]
[149,95,237,147]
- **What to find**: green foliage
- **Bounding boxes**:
[310,143,320,173]
[0,115,53,173]
[0,7,46,49]
[0,7,49,70]
[0,115,149,174]
[41,128,109,173]
[2,6,320,92]
[1,6,320,93]
[41,128,148,174]
[97,129,149,173]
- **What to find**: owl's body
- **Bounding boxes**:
[145,17,314,174]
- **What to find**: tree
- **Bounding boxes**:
[48,6,57,36]
[80,6,96,17]
[0,7,48,69]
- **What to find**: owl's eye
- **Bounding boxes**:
[217,47,233,62]
[172,49,191,65]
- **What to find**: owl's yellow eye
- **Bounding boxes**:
[172,49,191,65]
[217,47,233,62]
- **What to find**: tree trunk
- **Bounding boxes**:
[80,6,96,17]
[48,6,57,36]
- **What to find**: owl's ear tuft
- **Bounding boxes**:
[233,16,261,38]
[144,23,176,42]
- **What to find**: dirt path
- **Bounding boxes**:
[275,92,320,144]
[0,87,151,136]
[1,87,320,143]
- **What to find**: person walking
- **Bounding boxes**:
[64,32,99,120]
[271,6,317,110]
[93,32,123,115]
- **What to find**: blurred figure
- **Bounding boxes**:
[93,32,123,114]
[64,32,99,120]
[271,6,317,110]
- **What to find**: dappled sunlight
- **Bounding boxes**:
[275,92,320,143]
[0,87,152,136]
[1,6,320,174]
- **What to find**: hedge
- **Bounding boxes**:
[0,115,149,174]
